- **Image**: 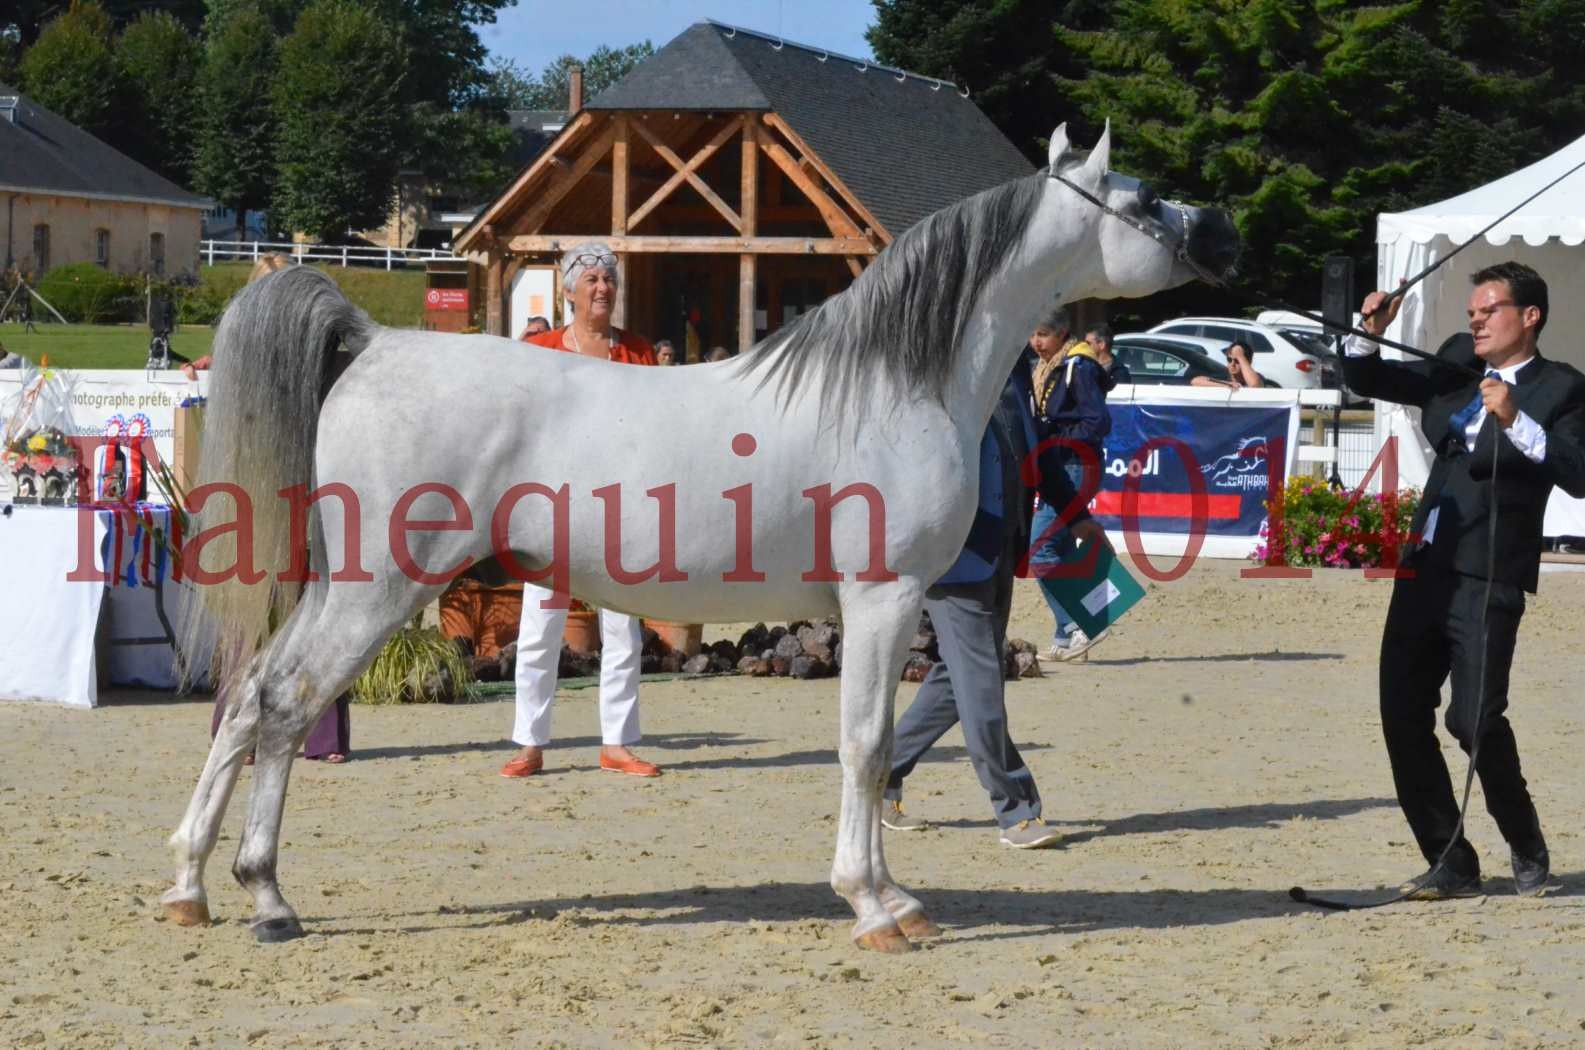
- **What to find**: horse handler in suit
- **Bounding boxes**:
[881,351,1110,849]
[1346,261,1585,898]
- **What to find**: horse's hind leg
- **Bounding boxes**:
[832,580,926,953]
[161,672,262,925]
[232,588,439,942]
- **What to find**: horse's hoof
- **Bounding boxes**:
[162,899,211,927]
[855,926,913,954]
[251,916,305,943]
[896,911,942,940]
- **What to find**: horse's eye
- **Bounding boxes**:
[1137,185,1159,210]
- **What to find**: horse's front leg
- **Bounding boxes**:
[833,579,925,953]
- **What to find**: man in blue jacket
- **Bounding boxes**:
[882,353,1109,848]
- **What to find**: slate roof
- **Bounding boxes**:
[0,84,208,209]
[507,108,570,168]
[586,22,1034,238]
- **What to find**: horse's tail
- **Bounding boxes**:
[180,266,376,687]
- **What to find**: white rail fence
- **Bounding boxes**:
[201,240,462,270]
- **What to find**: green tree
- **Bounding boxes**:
[115,11,201,185]
[271,0,407,241]
[17,1,120,140]
[870,0,1585,316]
[192,3,278,240]
[487,42,655,111]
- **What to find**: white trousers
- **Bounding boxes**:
[512,583,642,747]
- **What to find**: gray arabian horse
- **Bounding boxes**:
[162,124,1238,952]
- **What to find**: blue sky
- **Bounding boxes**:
[483,0,877,75]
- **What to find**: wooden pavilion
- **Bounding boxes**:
[454,21,1034,355]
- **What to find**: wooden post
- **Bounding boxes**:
[739,254,756,353]
[612,116,629,236]
[485,252,503,336]
[612,116,630,329]
[740,120,758,352]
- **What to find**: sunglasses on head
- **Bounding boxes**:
[564,251,618,275]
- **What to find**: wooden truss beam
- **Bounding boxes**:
[625,116,745,232]
[512,120,619,236]
[753,120,863,241]
[506,234,877,255]
[762,113,890,244]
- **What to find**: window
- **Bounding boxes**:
[32,223,49,273]
[95,229,110,267]
[148,232,165,275]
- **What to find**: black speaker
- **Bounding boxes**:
[1321,256,1354,333]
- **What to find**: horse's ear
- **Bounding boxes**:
[1047,124,1077,174]
[1083,120,1112,179]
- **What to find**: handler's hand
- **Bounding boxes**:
[1070,518,1111,551]
[1360,281,1406,338]
[1481,377,1517,429]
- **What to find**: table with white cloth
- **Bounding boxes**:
[0,502,192,707]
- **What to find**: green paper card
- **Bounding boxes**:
[1036,540,1146,637]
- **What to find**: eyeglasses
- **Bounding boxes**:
[563,251,618,276]
[1468,300,1521,322]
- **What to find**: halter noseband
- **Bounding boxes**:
[1050,170,1225,288]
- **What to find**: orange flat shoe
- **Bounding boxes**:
[600,753,661,777]
[499,753,544,778]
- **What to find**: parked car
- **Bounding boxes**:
[1110,333,1238,387]
[1147,316,1324,389]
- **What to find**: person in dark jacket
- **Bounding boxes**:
[1345,261,1585,899]
[881,352,1109,848]
[1029,308,1118,661]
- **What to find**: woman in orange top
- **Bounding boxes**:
[501,242,661,780]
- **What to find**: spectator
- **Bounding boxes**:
[520,316,551,339]
[1086,323,1130,384]
[1030,306,1115,662]
[883,359,1109,847]
[705,345,731,363]
[0,342,23,369]
[501,241,661,779]
[655,339,676,365]
[1191,343,1267,389]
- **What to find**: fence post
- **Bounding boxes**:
[386,248,392,271]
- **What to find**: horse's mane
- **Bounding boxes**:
[738,173,1047,415]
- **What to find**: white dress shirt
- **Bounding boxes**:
[1345,335,1545,545]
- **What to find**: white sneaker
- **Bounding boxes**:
[1055,628,1109,662]
[1000,818,1062,849]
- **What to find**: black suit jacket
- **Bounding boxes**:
[1343,334,1585,592]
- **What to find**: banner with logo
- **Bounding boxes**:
[1088,393,1300,560]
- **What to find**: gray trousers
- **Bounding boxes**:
[883,557,1042,829]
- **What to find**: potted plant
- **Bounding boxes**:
[643,617,704,657]
[563,598,601,655]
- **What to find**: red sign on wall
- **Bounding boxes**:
[425,288,469,312]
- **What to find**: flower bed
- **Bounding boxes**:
[1251,476,1421,569]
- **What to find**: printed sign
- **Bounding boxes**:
[1089,402,1298,544]
[424,288,469,312]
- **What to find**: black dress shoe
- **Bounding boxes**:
[1512,847,1554,897]
[1400,864,1482,900]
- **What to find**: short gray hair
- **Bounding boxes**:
[560,242,620,311]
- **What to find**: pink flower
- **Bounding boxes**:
[29,453,55,473]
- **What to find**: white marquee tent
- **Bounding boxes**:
[1375,131,1585,537]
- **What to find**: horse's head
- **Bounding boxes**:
[1044,122,1239,299]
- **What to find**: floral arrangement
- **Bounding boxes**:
[1251,475,1421,569]
[3,425,78,478]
